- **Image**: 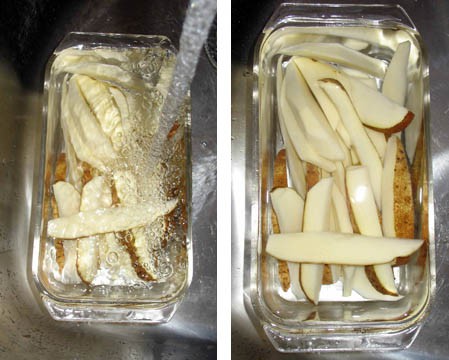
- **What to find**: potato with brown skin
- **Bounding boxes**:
[53,153,67,273]
[271,149,291,291]
[393,139,415,265]
[305,162,320,191]
[304,162,336,285]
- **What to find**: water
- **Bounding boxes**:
[43,43,191,298]
[149,0,217,166]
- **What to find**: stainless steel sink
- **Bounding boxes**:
[0,0,216,358]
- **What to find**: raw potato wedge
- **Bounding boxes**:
[295,58,414,133]
[77,176,112,284]
[282,43,386,78]
[48,199,178,239]
[304,164,335,285]
[321,81,383,209]
[305,162,321,191]
[271,149,290,291]
[113,171,161,281]
[284,61,344,161]
[351,266,402,301]
[75,75,124,151]
[271,188,304,292]
[365,127,387,161]
[346,166,398,296]
[53,153,67,273]
[382,41,411,106]
[382,137,415,265]
[331,185,355,296]
[300,177,333,304]
[67,76,118,169]
[266,232,422,265]
[276,58,306,198]
[53,181,82,284]
[278,74,336,172]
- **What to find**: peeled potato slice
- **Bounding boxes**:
[48,198,177,239]
[275,59,307,197]
[266,232,422,265]
[295,58,413,133]
[67,76,118,168]
[382,41,411,106]
[76,176,112,284]
[53,181,81,284]
[284,61,344,161]
[346,166,398,296]
[278,73,336,172]
[321,81,383,209]
[75,75,124,151]
[300,177,333,305]
[282,43,386,77]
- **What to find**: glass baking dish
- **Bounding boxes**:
[31,32,192,323]
[245,3,434,352]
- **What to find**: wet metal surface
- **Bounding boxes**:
[0,0,216,358]
[232,0,449,358]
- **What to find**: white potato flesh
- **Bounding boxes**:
[301,177,333,304]
[278,74,336,172]
[346,166,398,295]
[76,235,99,284]
[281,43,386,77]
[294,57,342,132]
[48,199,178,239]
[382,41,411,106]
[276,57,306,197]
[61,62,145,90]
[94,233,139,285]
[284,61,344,161]
[351,266,402,301]
[266,232,422,265]
[295,58,411,131]
[270,188,304,234]
[53,181,81,284]
[75,75,124,151]
[80,176,112,212]
[271,187,305,298]
[331,185,355,296]
[77,176,112,284]
[53,182,80,217]
[365,127,387,161]
[321,81,383,208]
[68,76,118,168]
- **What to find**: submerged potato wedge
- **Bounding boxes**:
[284,61,344,161]
[266,232,422,265]
[346,166,398,296]
[301,178,333,304]
[382,41,411,106]
[321,81,383,209]
[48,199,178,239]
[53,180,81,284]
[382,137,415,266]
[271,149,290,291]
[295,58,413,133]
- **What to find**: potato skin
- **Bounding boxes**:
[271,149,291,291]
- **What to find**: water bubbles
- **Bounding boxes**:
[106,251,119,265]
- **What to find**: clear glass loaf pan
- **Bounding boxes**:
[245,3,435,352]
[31,32,192,323]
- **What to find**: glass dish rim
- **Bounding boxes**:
[244,1,435,343]
[30,31,193,308]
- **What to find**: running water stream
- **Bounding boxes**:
[150,0,217,166]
